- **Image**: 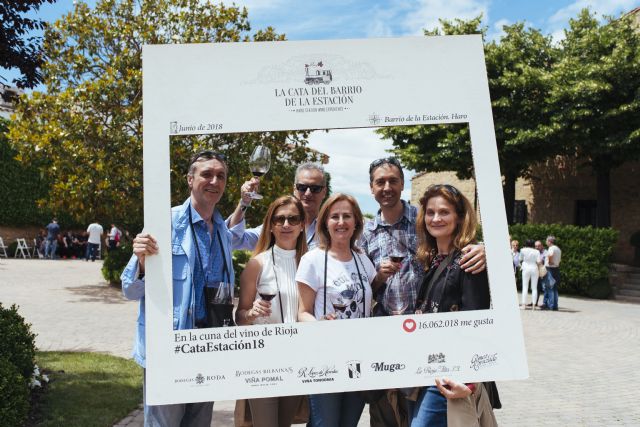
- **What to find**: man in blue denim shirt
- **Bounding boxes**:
[121,151,235,427]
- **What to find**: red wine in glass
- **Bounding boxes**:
[332,302,347,313]
[390,255,405,263]
[251,168,267,177]
[259,293,277,301]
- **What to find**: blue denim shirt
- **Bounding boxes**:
[121,198,235,367]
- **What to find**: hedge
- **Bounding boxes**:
[509,224,618,299]
[0,357,30,427]
[0,304,37,380]
[102,243,134,286]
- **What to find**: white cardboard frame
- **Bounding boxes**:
[142,36,528,405]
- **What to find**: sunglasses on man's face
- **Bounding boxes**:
[295,183,325,194]
[272,215,302,226]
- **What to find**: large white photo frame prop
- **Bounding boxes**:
[143,36,528,405]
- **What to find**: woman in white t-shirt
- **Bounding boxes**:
[236,195,308,427]
[296,193,377,427]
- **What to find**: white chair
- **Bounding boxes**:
[14,238,32,259]
[32,239,44,259]
[0,237,8,258]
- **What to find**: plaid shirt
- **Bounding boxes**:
[359,200,424,314]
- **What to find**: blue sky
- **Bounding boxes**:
[7,0,640,215]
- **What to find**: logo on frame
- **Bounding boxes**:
[347,361,362,379]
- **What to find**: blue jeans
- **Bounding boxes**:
[548,267,560,310]
[410,386,447,427]
[44,239,57,259]
[309,392,365,427]
[143,370,213,427]
[86,243,99,261]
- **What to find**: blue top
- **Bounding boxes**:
[120,197,235,367]
[46,222,60,240]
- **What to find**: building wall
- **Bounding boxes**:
[410,158,640,264]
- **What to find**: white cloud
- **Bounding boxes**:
[546,0,638,41]
[307,128,414,215]
[403,0,490,35]
[488,18,510,41]
[549,0,637,25]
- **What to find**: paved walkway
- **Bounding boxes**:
[1,259,639,426]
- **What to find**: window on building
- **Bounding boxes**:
[575,200,597,227]
[513,200,527,224]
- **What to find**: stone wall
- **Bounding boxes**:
[410,158,640,264]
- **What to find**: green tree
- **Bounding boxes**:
[544,9,640,227]
[1,0,55,92]
[380,17,558,224]
[8,0,318,231]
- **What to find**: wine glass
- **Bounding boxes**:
[247,145,271,199]
[255,281,277,324]
[331,295,350,319]
[386,286,409,315]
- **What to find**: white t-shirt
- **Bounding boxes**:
[519,247,540,269]
[296,248,376,320]
[87,223,103,244]
[547,245,562,267]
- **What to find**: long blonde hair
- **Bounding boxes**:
[416,184,477,268]
[254,196,307,264]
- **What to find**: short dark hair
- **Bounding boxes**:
[369,157,404,183]
[187,151,227,175]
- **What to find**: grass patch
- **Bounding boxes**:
[29,352,142,427]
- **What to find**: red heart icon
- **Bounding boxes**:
[403,319,416,333]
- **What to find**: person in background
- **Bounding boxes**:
[86,221,104,262]
[297,193,377,427]
[107,223,121,251]
[236,195,308,427]
[44,218,60,259]
[519,239,540,309]
[412,184,499,427]
[545,236,562,311]
[511,239,520,274]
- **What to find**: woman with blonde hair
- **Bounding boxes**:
[412,184,499,427]
[236,195,308,427]
[296,193,377,427]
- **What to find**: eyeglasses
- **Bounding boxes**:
[427,184,460,196]
[272,215,302,226]
[368,157,402,174]
[189,150,227,167]
[295,183,325,194]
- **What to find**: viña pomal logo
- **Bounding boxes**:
[304,61,332,85]
[195,373,205,385]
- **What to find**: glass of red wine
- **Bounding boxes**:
[255,281,277,324]
[331,295,350,319]
[247,145,271,200]
[386,230,409,315]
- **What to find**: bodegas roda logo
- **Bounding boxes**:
[174,372,226,386]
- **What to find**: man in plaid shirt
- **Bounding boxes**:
[360,157,487,427]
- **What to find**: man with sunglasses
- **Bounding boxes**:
[360,157,486,427]
[120,151,235,426]
[229,162,328,250]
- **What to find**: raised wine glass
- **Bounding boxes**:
[247,145,271,200]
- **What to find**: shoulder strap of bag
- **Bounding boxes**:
[418,251,456,312]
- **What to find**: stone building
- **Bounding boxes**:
[411,155,640,265]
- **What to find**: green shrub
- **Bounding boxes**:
[509,224,618,299]
[233,250,252,292]
[0,304,36,380]
[0,357,30,427]
[101,243,133,285]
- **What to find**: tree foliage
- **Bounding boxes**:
[379,16,557,224]
[0,0,55,92]
[8,0,318,231]
[544,10,640,227]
